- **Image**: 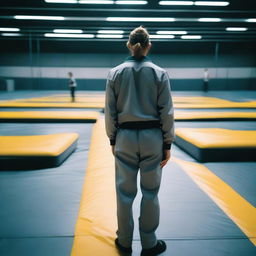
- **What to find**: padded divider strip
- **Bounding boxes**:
[71,116,118,256]
[173,157,256,246]
[0,111,99,123]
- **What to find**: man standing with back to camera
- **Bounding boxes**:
[105,26,175,256]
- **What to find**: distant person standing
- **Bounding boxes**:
[203,68,210,92]
[68,72,77,102]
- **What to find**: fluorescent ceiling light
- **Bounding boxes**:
[246,18,256,22]
[53,29,83,33]
[198,18,221,22]
[226,27,247,31]
[157,30,187,35]
[45,0,77,3]
[14,15,65,20]
[97,30,124,34]
[115,1,147,4]
[45,33,94,38]
[159,1,193,5]
[107,17,175,22]
[181,35,202,39]
[1,33,22,36]
[78,0,114,3]
[150,35,175,39]
[195,1,229,6]
[0,27,20,32]
[96,34,123,38]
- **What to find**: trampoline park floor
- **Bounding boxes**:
[0,90,255,256]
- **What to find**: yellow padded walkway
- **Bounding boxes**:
[71,117,256,256]
[71,117,118,256]
[0,95,256,109]
[174,157,256,246]
[0,111,99,122]
[1,110,255,122]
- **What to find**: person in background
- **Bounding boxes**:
[203,68,210,92]
[68,72,77,102]
[105,26,175,256]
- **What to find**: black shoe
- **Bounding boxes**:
[115,238,132,253]
[141,240,166,256]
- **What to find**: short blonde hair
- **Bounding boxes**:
[127,26,150,58]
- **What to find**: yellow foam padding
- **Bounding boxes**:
[172,96,256,108]
[71,116,118,256]
[70,116,256,255]
[23,97,105,103]
[175,128,256,148]
[0,111,100,120]
[174,110,256,120]
[173,156,256,246]
[0,133,78,156]
[1,95,256,109]
[0,101,104,108]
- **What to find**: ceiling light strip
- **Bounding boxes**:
[194,1,229,6]
[96,34,123,38]
[14,15,65,20]
[45,0,77,3]
[246,18,256,22]
[226,27,248,31]
[157,30,187,35]
[106,17,175,22]
[159,1,229,6]
[53,29,83,33]
[115,1,147,4]
[97,30,124,34]
[199,18,221,22]
[45,33,94,38]
[150,35,175,38]
[159,1,193,5]
[1,33,22,36]
[0,27,20,32]
[78,0,114,3]
[181,35,202,39]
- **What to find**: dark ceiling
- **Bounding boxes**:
[0,0,256,53]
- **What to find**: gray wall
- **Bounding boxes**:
[0,52,255,91]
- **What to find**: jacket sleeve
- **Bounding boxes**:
[157,71,175,149]
[105,72,118,145]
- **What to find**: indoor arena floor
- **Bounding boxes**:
[0,90,255,256]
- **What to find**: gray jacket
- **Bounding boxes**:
[105,56,175,148]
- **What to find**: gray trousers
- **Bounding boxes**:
[114,128,163,249]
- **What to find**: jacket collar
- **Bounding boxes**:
[125,55,151,62]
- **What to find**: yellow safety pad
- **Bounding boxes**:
[173,96,256,109]
[0,94,105,108]
[0,111,99,120]
[173,157,256,246]
[1,95,256,109]
[0,133,78,156]
[0,101,104,108]
[22,97,105,103]
[175,128,256,148]
[174,110,256,120]
[71,116,118,256]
